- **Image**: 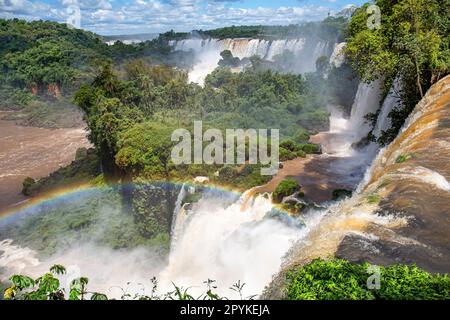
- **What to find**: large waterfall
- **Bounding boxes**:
[0,76,399,299]
[170,38,334,84]
[160,190,304,296]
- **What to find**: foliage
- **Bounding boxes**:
[0,19,108,92]
[395,152,416,163]
[161,18,348,41]
[346,0,450,144]
[273,178,301,203]
[20,148,100,196]
[218,50,241,68]
[285,258,450,300]
[0,186,170,256]
[4,266,256,300]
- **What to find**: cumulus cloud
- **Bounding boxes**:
[0,0,352,35]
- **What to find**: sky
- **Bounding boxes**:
[0,0,366,35]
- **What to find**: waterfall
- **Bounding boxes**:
[372,77,402,139]
[160,190,303,296]
[348,80,383,143]
[171,37,333,84]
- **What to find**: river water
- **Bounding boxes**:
[0,113,91,212]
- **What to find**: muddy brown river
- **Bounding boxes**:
[0,113,91,212]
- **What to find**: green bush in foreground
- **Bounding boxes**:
[286,259,450,300]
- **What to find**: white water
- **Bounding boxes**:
[170,183,187,246]
[159,191,302,296]
[372,77,402,139]
[171,38,331,85]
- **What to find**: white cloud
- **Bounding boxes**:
[0,0,348,35]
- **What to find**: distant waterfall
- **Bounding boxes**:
[347,80,383,143]
[170,37,333,84]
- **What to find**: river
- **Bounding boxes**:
[0,113,91,212]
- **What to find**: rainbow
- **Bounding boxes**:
[0,180,245,226]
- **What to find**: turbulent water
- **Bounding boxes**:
[170,38,334,84]
[161,190,302,296]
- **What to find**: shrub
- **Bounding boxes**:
[301,143,320,154]
[279,147,297,161]
[21,177,36,196]
[273,178,300,203]
[286,259,450,300]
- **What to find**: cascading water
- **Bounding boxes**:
[160,190,303,296]
[372,77,402,140]
[264,75,450,298]
[171,37,332,85]
[309,79,385,189]
[169,183,188,250]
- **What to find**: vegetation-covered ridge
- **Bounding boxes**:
[0,19,185,127]
[160,17,349,41]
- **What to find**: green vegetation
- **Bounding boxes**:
[162,17,348,41]
[21,148,100,196]
[395,152,417,163]
[74,58,326,186]
[3,265,255,300]
[273,178,301,203]
[366,193,381,204]
[2,3,449,300]
[279,140,320,161]
[0,187,169,257]
[7,259,448,300]
[0,19,189,128]
[286,258,450,300]
[346,0,450,145]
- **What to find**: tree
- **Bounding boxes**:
[345,0,449,144]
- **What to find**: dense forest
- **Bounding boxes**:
[160,16,349,41]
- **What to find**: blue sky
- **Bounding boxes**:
[0,0,367,35]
